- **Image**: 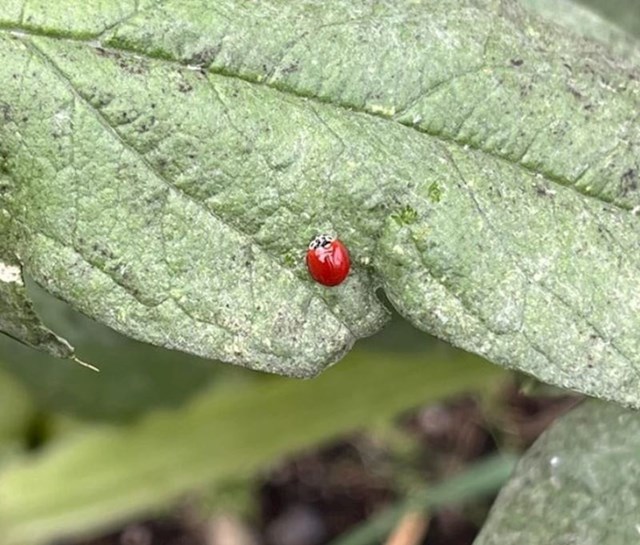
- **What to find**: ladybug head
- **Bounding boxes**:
[308,234,334,250]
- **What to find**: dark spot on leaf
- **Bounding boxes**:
[519,83,533,98]
[620,168,638,196]
[282,62,300,74]
[90,242,116,260]
[188,46,221,66]
[107,53,147,75]
[535,184,555,198]
[567,85,583,100]
[269,157,294,172]
[177,80,193,93]
[95,46,110,57]
[510,59,524,67]
[116,110,140,126]
[136,116,157,133]
[0,180,10,195]
[0,102,12,122]
[88,87,114,109]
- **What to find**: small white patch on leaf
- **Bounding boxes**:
[0,262,23,286]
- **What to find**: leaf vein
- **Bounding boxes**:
[1,28,635,214]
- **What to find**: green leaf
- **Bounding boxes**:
[0,348,503,545]
[474,400,640,545]
[2,1,640,403]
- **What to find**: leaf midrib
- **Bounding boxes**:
[0,23,633,215]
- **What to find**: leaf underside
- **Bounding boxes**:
[474,400,640,545]
[2,1,640,401]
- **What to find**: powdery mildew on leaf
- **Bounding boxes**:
[0,262,22,285]
[2,1,640,398]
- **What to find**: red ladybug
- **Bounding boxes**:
[306,234,351,287]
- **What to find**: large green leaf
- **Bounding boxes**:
[2,1,640,402]
[474,400,640,545]
[0,348,503,545]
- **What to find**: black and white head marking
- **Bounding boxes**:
[308,234,334,250]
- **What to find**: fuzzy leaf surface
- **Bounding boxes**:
[475,401,640,545]
[2,1,640,399]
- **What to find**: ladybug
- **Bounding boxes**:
[306,234,351,287]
